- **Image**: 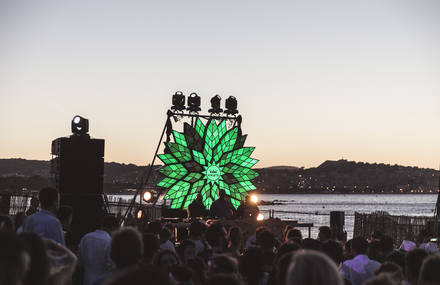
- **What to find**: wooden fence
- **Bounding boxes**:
[354,212,435,246]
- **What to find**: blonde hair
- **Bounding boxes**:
[286,250,343,285]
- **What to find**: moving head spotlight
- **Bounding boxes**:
[209,95,223,114]
[71,115,89,136]
[224,96,238,115]
[171,91,186,111]
[187,93,201,112]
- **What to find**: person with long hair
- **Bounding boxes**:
[286,250,343,285]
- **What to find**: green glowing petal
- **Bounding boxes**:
[213,128,238,163]
[173,131,188,147]
[205,119,219,149]
[210,183,219,202]
[192,150,206,166]
[218,180,231,196]
[159,164,188,179]
[158,154,178,165]
[191,180,205,194]
[168,142,192,162]
[184,123,204,153]
[183,172,203,183]
[157,177,177,188]
[233,168,258,182]
[230,198,241,209]
[195,118,205,139]
[164,181,190,209]
[219,147,255,166]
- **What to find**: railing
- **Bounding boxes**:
[354,212,435,246]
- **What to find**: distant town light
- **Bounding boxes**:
[256,213,264,221]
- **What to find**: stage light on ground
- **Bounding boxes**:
[136,209,143,219]
[171,91,186,111]
[209,95,223,114]
[142,191,153,202]
[250,194,258,204]
[224,96,238,115]
[257,213,264,221]
[71,115,89,136]
[187,93,201,112]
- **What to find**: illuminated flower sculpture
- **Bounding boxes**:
[157,118,259,210]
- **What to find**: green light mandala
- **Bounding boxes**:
[157,118,259,210]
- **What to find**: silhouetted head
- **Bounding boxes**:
[287,250,343,285]
[351,236,368,255]
[406,248,428,284]
[321,240,344,266]
[318,226,332,242]
[111,227,143,269]
[101,215,119,232]
[153,250,180,274]
[286,228,303,242]
[38,187,59,212]
[419,255,440,285]
[177,240,196,264]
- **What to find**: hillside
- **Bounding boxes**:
[0,158,438,194]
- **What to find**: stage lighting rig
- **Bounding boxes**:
[224,96,238,115]
[171,91,186,112]
[187,93,201,113]
[208,95,223,114]
[142,191,153,202]
[71,115,89,136]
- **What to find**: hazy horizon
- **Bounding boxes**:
[1,0,439,169]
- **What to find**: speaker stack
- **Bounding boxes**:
[51,134,105,248]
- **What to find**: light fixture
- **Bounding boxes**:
[136,209,143,219]
[187,93,201,112]
[224,96,238,115]
[71,115,89,136]
[208,95,223,114]
[142,191,153,202]
[171,91,186,112]
[256,213,264,221]
[250,194,259,204]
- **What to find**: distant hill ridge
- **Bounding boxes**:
[0,158,437,194]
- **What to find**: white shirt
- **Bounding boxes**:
[78,230,114,285]
[340,254,381,285]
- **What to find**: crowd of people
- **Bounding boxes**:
[1,186,440,285]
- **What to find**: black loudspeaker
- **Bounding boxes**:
[330,211,346,240]
[51,135,105,248]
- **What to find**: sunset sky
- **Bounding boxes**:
[1,0,439,169]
